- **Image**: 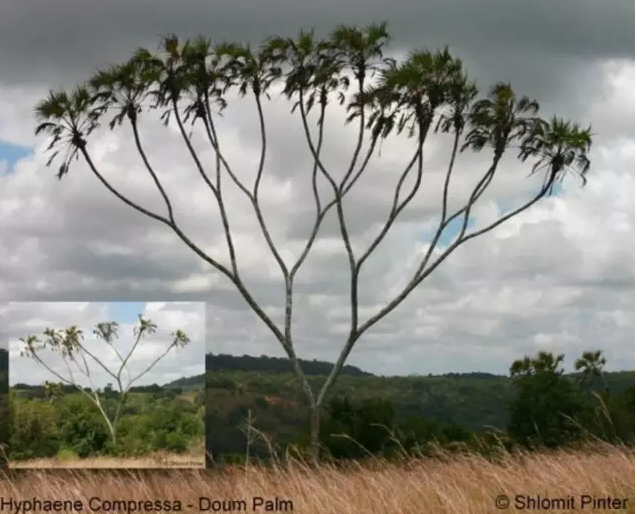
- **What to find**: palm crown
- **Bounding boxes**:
[520,116,592,191]
[33,24,592,198]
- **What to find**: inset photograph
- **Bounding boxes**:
[5,301,205,469]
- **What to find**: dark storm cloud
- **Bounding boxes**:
[0,0,633,88]
[43,243,189,281]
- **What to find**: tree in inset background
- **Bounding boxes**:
[19,315,190,446]
[33,22,593,458]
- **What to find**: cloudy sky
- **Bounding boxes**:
[2,302,204,386]
[0,0,634,376]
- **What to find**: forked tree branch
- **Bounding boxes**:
[315,175,552,408]
[76,142,286,344]
[169,96,244,280]
[359,176,553,339]
[355,126,428,273]
[297,92,359,338]
[250,93,290,278]
[198,87,318,402]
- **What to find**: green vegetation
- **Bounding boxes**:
[205,351,634,463]
[5,347,632,465]
[9,379,204,461]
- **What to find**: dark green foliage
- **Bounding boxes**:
[10,391,61,460]
[506,351,634,450]
[207,353,373,377]
[317,396,397,458]
[163,375,206,390]
[507,367,586,448]
[578,385,635,446]
[12,381,192,398]
[58,395,111,457]
[299,396,509,460]
[398,416,446,452]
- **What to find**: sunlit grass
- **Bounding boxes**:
[9,451,205,469]
[1,444,632,513]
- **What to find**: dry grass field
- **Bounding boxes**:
[8,451,205,469]
[0,444,633,513]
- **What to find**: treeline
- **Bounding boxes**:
[299,378,633,462]
[13,382,192,397]
[206,350,634,463]
[163,375,206,390]
[207,353,373,377]
[315,353,633,461]
[9,386,205,461]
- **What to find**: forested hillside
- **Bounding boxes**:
[206,353,373,377]
[205,352,634,461]
[4,349,634,465]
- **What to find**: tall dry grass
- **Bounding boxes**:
[0,444,633,513]
[8,451,205,469]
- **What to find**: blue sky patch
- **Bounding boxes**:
[421,215,477,247]
[0,141,33,175]
[107,302,147,325]
[549,182,564,197]
[422,181,565,246]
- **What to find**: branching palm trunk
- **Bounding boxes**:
[309,404,322,459]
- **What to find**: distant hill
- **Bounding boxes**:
[162,374,205,390]
[206,353,374,377]
[204,355,635,457]
[12,375,204,393]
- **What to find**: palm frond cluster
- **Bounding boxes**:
[34,23,591,191]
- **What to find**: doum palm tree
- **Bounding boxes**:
[33,22,593,459]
